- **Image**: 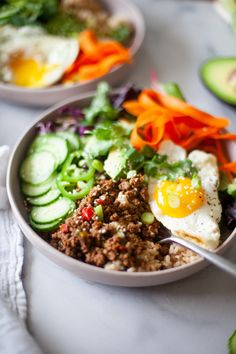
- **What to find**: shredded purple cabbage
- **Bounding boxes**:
[36,118,93,137]
[111,84,141,109]
[57,106,84,119]
[36,121,55,134]
[36,85,140,136]
[220,193,236,230]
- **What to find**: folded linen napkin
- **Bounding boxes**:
[0,146,43,354]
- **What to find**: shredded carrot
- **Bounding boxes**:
[220,161,236,173]
[62,30,132,83]
[123,88,236,173]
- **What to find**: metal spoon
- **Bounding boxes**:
[159,236,236,279]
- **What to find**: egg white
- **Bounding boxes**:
[149,140,222,250]
[0,26,79,88]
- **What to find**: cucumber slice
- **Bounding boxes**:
[22,173,56,197]
[29,134,69,167]
[31,197,75,224]
[27,186,61,206]
[20,151,56,185]
[229,330,236,354]
[29,217,61,232]
[56,131,80,151]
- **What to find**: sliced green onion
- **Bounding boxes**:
[127,170,137,179]
[94,205,103,221]
[92,159,104,172]
[141,212,155,224]
[191,176,201,189]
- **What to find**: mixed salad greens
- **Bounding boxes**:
[19,81,236,232]
[0,0,132,42]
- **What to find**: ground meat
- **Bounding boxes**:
[51,175,173,271]
[51,175,200,271]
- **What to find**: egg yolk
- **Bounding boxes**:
[9,56,52,87]
[154,177,204,218]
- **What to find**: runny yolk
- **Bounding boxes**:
[9,56,51,87]
[154,177,204,218]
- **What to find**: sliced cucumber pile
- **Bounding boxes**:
[27,185,61,206]
[29,134,69,167]
[31,197,75,224]
[22,173,57,197]
[29,217,62,232]
[20,151,56,185]
[20,131,81,232]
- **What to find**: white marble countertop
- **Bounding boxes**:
[1,1,236,354]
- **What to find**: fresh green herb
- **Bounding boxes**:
[109,23,131,44]
[0,0,59,26]
[83,120,130,158]
[161,82,186,101]
[83,82,119,124]
[144,156,200,184]
[46,13,86,37]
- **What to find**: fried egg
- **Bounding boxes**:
[149,140,222,250]
[0,26,79,88]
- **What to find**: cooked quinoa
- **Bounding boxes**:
[51,175,199,272]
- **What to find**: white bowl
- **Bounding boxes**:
[7,91,236,287]
[0,0,145,107]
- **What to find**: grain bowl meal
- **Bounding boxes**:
[0,0,133,88]
[19,81,236,272]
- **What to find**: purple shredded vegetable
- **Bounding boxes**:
[57,105,84,118]
[36,85,140,136]
[111,84,141,109]
[220,193,236,230]
[37,118,93,137]
[36,121,55,134]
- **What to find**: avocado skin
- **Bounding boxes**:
[200,57,236,106]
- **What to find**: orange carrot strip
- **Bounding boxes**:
[220,161,236,173]
[79,30,98,54]
[123,101,145,116]
[214,140,233,180]
[210,133,236,140]
[135,108,171,128]
[180,127,219,150]
[130,127,149,149]
[78,51,131,81]
[153,91,229,128]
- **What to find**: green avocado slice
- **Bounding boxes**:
[200,57,236,106]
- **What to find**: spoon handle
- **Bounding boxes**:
[162,236,236,279]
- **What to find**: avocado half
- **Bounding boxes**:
[200,57,236,106]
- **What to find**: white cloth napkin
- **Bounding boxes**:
[0,146,43,354]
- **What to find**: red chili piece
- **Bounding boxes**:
[81,207,94,221]
[97,198,104,205]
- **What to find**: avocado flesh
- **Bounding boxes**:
[200,57,236,105]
